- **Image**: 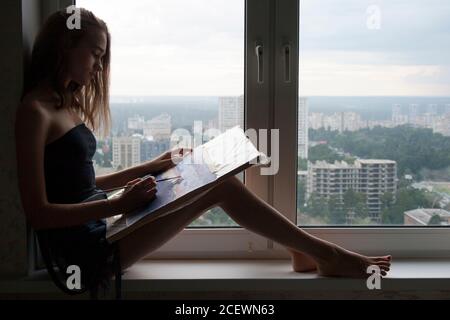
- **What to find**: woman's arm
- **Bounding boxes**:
[95,148,189,190]
[95,162,151,190]
[15,102,123,230]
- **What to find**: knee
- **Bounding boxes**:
[207,176,245,207]
[212,175,243,196]
[223,175,243,189]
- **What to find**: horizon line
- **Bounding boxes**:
[110,95,450,98]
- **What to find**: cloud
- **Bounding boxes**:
[300,0,450,65]
[78,0,244,96]
[299,0,450,95]
[77,0,450,96]
[300,53,450,96]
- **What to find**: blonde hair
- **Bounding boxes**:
[24,8,111,137]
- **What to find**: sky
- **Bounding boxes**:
[77,0,450,97]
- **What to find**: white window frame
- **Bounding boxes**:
[60,0,450,260]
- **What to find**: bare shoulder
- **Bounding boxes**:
[18,92,50,116]
[15,93,52,142]
[17,91,54,124]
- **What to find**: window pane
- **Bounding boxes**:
[77,0,244,227]
[297,1,450,226]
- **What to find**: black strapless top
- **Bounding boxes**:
[41,123,115,290]
[44,123,97,204]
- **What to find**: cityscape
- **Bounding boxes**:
[93,96,450,227]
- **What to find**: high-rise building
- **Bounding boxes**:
[128,115,145,130]
[309,112,324,130]
[307,159,397,222]
[323,112,343,132]
[298,97,309,159]
[143,113,172,140]
[434,113,450,136]
[409,104,419,124]
[112,135,141,169]
[218,95,244,132]
[342,112,363,131]
[391,104,407,125]
[445,104,450,115]
[392,104,401,121]
[427,104,438,115]
[141,137,170,162]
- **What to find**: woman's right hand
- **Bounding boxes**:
[114,176,157,213]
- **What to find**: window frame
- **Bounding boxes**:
[64,0,450,260]
[149,0,277,258]
[43,0,74,20]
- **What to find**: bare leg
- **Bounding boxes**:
[216,177,391,277]
[116,187,221,271]
[116,176,391,277]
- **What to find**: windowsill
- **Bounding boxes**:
[2,258,450,299]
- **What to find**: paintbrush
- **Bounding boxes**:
[103,175,182,193]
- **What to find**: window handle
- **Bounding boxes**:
[255,43,264,84]
[283,43,291,83]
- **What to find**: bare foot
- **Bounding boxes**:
[288,249,317,272]
[316,246,392,278]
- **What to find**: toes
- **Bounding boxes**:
[378,264,391,271]
[367,260,391,273]
[372,263,390,270]
[371,255,392,262]
[369,258,391,266]
[369,261,390,269]
[378,265,390,275]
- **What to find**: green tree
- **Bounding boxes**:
[382,187,433,224]
[93,151,104,166]
[354,200,369,220]
[398,177,412,189]
[428,214,443,225]
[327,195,346,224]
[200,207,238,227]
[298,158,308,170]
[297,178,306,209]
[103,155,112,167]
[380,192,395,211]
[309,126,450,177]
[343,189,368,220]
[305,193,329,219]
[308,144,345,164]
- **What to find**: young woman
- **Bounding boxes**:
[15,8,391,291]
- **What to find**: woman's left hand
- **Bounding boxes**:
[145,147,192,175]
